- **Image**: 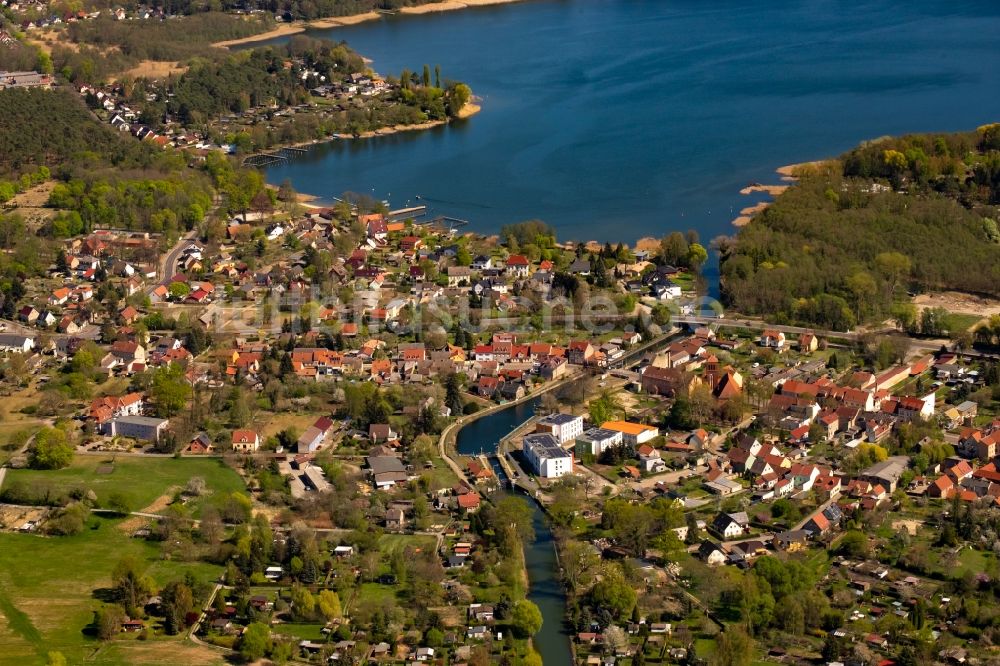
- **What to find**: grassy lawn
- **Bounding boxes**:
[412,457,461,492]
[378,533,437,557]
[275,622,326,641]
[694,637,717,658]
[259,412,319,440]
[956,547,993,575]
[0,516,226,666]
[943,312,985,333]
[352,582,399,607]
[4,456,245,516]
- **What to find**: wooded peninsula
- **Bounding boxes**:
[720,126,1000,332]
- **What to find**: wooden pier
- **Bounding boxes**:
[416,215,470,233]
[388,205,427,220]
[242,145,311,167]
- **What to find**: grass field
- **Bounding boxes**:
[943,312,986,333]
[0,516,227,666]
[275,622,326,640]
[956,547,993,575]
[378,533,437,557]
[4,456,245,516]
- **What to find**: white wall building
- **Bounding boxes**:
[535,413,584,444]
[523,433,573,478]
[601,421,659,447]
[575,427,624,458]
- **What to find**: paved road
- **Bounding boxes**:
[155,231,199,288]
[792,495,839,531]
[188,583,233,654]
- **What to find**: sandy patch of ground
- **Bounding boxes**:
[400,0,525,14]
[117,60,187,81]
[28,28,82,56]
[112,640,228,666]
[913,291,1000,319]
[116,488,178,533]
[740,202,770,216]
[346,120,447,139]
[739,184,789,196]
[892,519,922,536]
[634,237,661,252]
[731,201,771,227]
[261,413,317,439]
[8,182,55,209]
[775,160,831,181]
[309,11,381,27]
[214,22,306,47]
[214,11,381,47]
[0,505,50,531]
[455,101,481,119]
[6,182,57,232]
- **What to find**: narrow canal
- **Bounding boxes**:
[454,396,573,666]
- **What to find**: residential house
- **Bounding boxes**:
[710,512,750,540]
[505,254,530,277]
[368,455,408,489]
[0,334,34,353]
[860,457,909,493]
[698,540,727,566]
[773,529,809,552]
[369,423,398,444]
[231,430,260,453]
[760,329,786,349]
[798,332,819,352]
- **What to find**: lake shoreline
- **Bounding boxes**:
[730,160,831,227]
[243,99,482,189]
[214,0,528,48]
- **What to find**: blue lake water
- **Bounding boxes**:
[259,0,1000,245]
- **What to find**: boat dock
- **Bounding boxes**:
[416,215,470,233]
[388,205,427,220]
[242,145,310,167]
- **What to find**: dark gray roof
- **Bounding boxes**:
[523,433,570,459]
[368,456,405,475]
[538,413,580,426]
[578,427,620,442]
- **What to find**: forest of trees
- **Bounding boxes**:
[720,127,1000,331]
[0,88,154,178]
[147,37,366,125]
[117,0,463,21]
[122,37,472,146]
[67,12,271,64]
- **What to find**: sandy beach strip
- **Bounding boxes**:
[740,202,770,216]
[775,160,830,181]
[400,0,526,14]
[456,102,482,119]
[215,22,306,47]
[215,0,526,48]
[214,11,382,47]
[739,184,789,196]
[733,196,776,227]
[308,11,382,28]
